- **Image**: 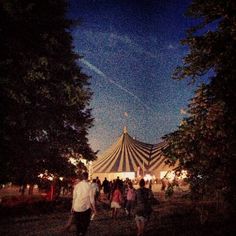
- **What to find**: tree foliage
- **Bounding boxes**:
[163,0,236,212]
[0,0,96,185]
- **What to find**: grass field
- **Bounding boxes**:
[0,184,235,236]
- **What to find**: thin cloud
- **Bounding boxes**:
[80,58,153,111]
[168,44,174,49]
[108,32,158,59]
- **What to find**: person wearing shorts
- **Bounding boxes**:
[110,181,122,219]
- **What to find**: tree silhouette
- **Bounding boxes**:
[163,0,236,215]
[0,0,96,187]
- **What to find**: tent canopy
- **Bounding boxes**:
[92,128,172,178]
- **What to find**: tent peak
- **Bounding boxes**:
[123,126,127,134]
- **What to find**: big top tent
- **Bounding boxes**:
[91,127,178,181]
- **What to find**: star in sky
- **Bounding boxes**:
[69,0,197,153]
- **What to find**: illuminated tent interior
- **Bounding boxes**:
[91,127,178,181]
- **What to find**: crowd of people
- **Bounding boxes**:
[68,172,156,236]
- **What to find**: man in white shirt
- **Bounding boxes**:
[72,171,96,236]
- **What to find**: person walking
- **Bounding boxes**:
[63,175,82,231]
[90,179,99,220]
[125,182,136,217]
[134,178,154,236]
[72,172,97,236]
[110,181,123,220]
[91,179,99,204]
[102,177,110,200]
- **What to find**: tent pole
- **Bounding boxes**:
[143,160,144,178]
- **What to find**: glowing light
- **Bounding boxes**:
[160,171,168,179]
[160,170,188,181]
[38,173,44,178]
[144,174,152,181]
[111,172,135,180]
[122,172,135,180]
[179,170,188,179]
[80,158,87,165]
[69,157,78,165]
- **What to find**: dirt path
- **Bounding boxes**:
[0,197,206,236]
[0,194,185,236]
[0,188,230,236]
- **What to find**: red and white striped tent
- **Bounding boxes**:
[91,127,177,180]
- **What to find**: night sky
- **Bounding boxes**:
[69,0,197,154]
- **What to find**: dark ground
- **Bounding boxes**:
[0,189,235,236]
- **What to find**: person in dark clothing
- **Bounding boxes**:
[102,177,110,199]
[134,178,154,236]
